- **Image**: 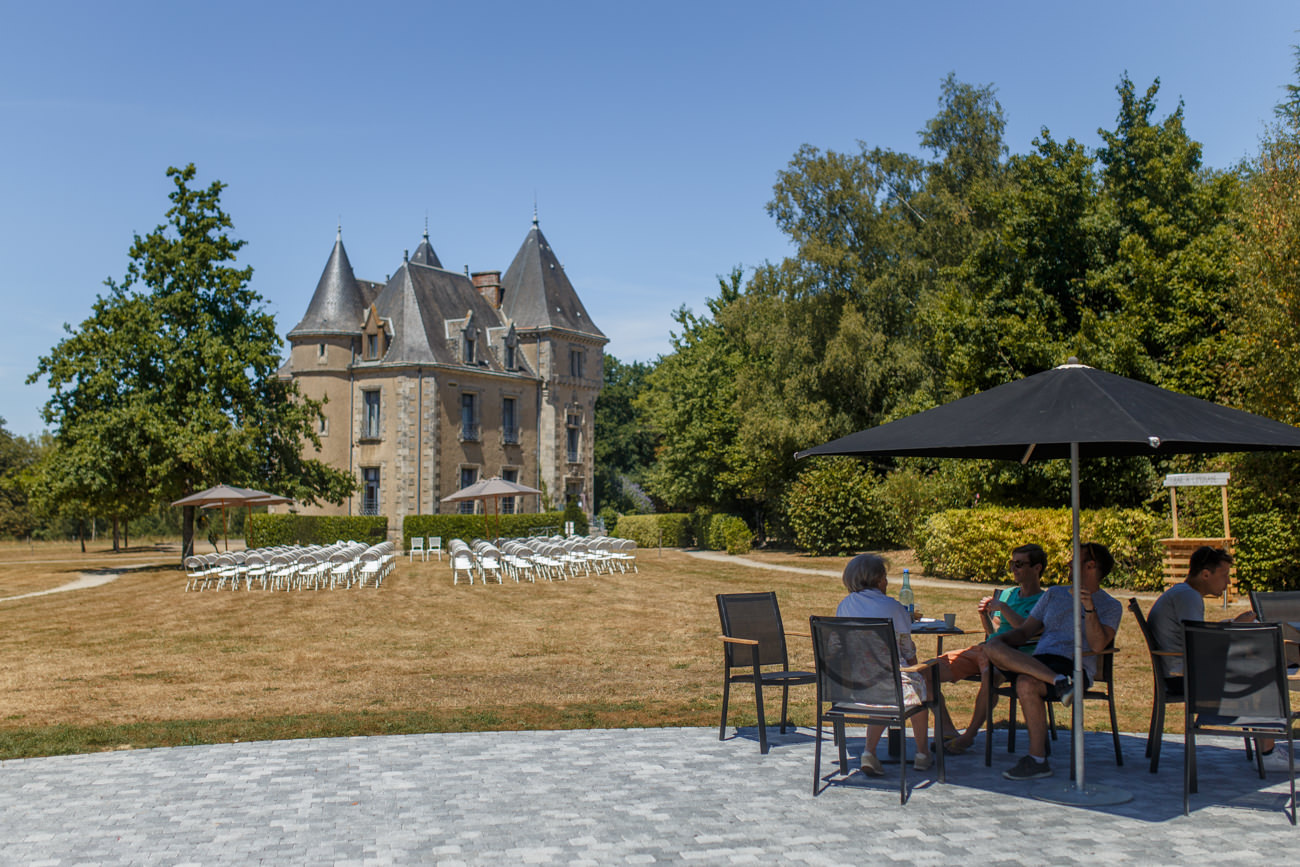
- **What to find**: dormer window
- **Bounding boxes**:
[504,328,519,371]
[318,343,326,358]
[569,346,584,379]
[367,333,379,360]
[462,330,476,364]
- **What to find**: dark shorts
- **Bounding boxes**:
[1164,676,1185,698]
[1034,653,1093,690]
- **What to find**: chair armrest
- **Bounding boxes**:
[784,631,811,639]
[1152,650,1181,657]
[901,660,937,673]
[720,636,759,646]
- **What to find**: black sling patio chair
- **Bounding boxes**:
[1183,620,1299,823]
[1129,597,1187,773]
[809,615,945,803]
[716,592,815,754]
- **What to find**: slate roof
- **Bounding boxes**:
[500,219,606,340]
[367,258,523,371]
[409,231,443,269]
[288,233,368,337]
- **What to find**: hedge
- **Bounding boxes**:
[246,514,388,548]
[614,513,693,548]
[401,511,569,551]
[783,457,895,554]
[916,506,1164,590]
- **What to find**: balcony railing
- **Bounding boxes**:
[360,500,381,516]
[460,422,480,442]
[567,450,580,464]
[503,424,519,444]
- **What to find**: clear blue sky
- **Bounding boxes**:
[2,1,1296,438]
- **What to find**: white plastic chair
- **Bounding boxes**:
[409,536,425,562]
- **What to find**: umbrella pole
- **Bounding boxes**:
[1032,442,1131,806]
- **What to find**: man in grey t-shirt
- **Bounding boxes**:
[984,542,1122,781]
[1148,546,1245,684]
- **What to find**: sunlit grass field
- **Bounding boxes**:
[0,541,1247,760]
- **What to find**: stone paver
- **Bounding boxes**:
[1,727,1295,864]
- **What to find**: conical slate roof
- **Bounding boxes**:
[288,232,366,337]
[409,230,443,269]
[500,218,605,339]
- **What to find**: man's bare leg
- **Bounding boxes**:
[983,639,1060,686]
[1016,674,1050,758]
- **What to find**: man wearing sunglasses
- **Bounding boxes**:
[935,544,1047,754]
[984,542,1123,781]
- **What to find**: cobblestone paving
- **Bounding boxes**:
[1,726,1295,865]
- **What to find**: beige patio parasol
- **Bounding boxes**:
[440,477,543,540]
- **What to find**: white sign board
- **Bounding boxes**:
[1163,472,1230,488]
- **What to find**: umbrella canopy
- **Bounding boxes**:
[441,477,544,540]
[796,360,1300,803]
[796,362,1300,462]
[171,485,292,551]
[441,478,544,502]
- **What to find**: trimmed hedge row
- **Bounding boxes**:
[246,514,388,548]
[916,506,1164,591]
[613,511,753,554]
[401,512,569,551]
[614,513,693,548]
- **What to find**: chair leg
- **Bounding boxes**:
[835,720,848,774]
[1007,690,1018,752]
[751,660,769,755]
[898,723,908,805]
[1108,691,1123,766]
[813,720,824,796]
[779,684,791,734]
[719,675,731,742]
[1045,701,1055,755]
[1184,727,1194,815]
[1149,701,1165,773]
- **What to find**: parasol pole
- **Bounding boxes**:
[1033,441,1131,805]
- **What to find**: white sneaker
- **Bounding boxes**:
[1261,745,1294,774]
[860,752,884,776]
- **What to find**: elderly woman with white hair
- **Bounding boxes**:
[835,553,933,775]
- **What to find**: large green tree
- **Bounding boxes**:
[593,354,656,512]
[0,417,41,538]
[31,164,354,558]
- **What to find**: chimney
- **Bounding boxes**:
[472,270,503,308]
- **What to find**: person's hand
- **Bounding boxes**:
[1232,609,1258,622]
[1079,587,1095,613]
[977,595,996,614]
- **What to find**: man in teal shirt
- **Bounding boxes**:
[936,543,1047,754]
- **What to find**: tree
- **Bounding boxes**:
[593,354,656,513]
[31,164,354,558]
[0,417,41,538]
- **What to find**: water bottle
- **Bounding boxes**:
[899,568,914,618]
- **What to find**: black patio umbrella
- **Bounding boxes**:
[796,360,1300,804]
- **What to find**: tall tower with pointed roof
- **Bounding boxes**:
[500,214,607,509]
[282,217,606,533]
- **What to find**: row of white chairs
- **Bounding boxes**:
[446,536,637,585]
[184,541,396,592]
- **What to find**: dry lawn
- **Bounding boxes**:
[0,542,1254,758]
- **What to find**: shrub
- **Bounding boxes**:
[561,498,590,536]
[916,506,1163,590]
[784,457,895,555]
[402,512,568,550]
[246,514,388,548]
[1232,508,1300,591]
[615,513,693,548]
[876,465,972,549]
[597,506,619,536]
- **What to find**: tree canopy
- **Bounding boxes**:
[30,164,354,556]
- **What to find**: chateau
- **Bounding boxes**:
[281,217,606,527]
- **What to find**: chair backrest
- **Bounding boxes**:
[429,536,442,549]
[1250,590,1300,624]
[717,592,792,669]
[809,615,904,710]
[1184,620,1291,726]
[1128,597,1170,679]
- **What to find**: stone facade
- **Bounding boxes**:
[281,219,606,530]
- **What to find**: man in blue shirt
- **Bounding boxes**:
[937,543,1047,754]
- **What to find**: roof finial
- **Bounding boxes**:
[532,195,539,228]
[424,211,429,240]
[336,218,342,242]
[403,249,409,262]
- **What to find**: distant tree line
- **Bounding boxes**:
[593,55,1300,586]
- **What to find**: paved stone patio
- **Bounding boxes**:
[1,726,1295,865]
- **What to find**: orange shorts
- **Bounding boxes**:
[938,645,986,681]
